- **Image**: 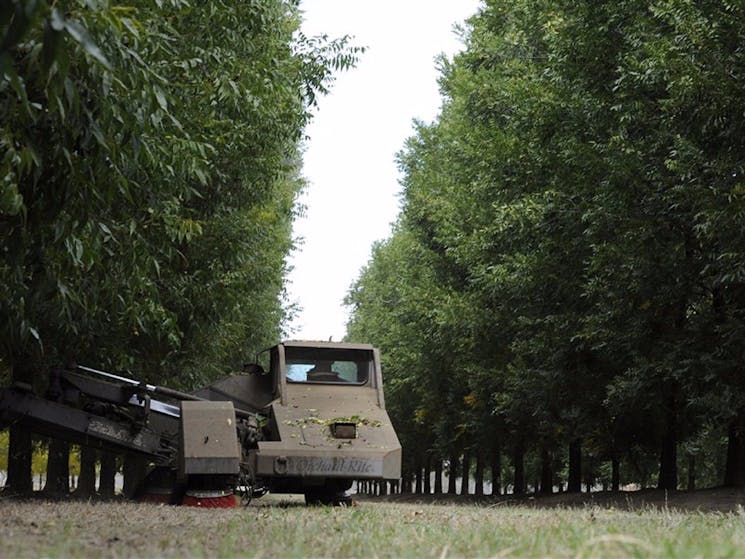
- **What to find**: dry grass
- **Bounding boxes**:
[1,494,745,558]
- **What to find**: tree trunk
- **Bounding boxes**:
[724,409,745,487]
[6,362,35,494]
[44,438,70,496]
[423,454,431,494]
[491,445,501,496]
[6,426,33,493]
[399,469,408,493]
[658,432,678,490]
[687,454,696,492]
[540,446,553,494]
[657,388,678,491]
[122,455,146,499]
[474,450,484,496]
[75,446,97,498]
[584,455,594,492]
[611,454,620,492]
[434,459,443,494]
[567,439,582,493]
[415,462,423,494]
[99,452,117,498]
[512,443,524,496]
[448,451,458,494]
[460,450,470,495]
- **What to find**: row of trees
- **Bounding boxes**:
[347,0,745,494]
[1,0,359,494]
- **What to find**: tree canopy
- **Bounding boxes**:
[1,0,361,388]
[347,0,745,492]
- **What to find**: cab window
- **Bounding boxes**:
[285,347,372,385]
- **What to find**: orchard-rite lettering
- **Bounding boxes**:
[291,456,383,476]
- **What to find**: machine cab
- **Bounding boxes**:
[266,341,386,407]
[252,341,401,496]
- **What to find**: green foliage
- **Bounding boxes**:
[347,0,745,489]
[1,1,362,389]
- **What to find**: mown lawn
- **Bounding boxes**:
[1,495,744,558]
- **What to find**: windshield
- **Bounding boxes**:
[285,346,372,385]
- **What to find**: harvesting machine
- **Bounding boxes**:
[0,341,402,506]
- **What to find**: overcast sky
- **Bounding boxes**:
[286,0,482,341]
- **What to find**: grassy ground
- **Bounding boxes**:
[1,493,745,558]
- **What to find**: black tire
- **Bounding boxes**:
[304,490,352,506]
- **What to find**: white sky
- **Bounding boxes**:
[286,0,481,341]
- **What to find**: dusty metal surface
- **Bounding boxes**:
[0,387,174,461]
[241,341,401,502]
[180,401,240,476]
[255,383,400,479]
[0,340,401,505]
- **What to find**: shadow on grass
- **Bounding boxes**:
[4,486,743,513]
[355,486,745,513]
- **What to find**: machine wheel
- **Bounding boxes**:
[236,464,255,506]
[304,490,353,506]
